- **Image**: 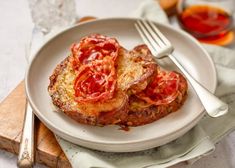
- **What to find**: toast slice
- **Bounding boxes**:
[48,45,155,126]
[117,45,155,94]
[123,68,188,127]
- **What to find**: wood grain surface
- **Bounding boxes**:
[0,81,71,168]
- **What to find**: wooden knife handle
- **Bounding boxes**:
[17,102,35,168]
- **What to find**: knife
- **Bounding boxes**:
[17,1,77,166]
[17,27,44,168]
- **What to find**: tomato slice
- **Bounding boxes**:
[71,34,120,68]
[74,57,116,103]
[136,69,180,105]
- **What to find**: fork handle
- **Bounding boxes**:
[168,54,228,117]
[17,102,34,168]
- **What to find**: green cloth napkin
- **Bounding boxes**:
[55,0,235,167]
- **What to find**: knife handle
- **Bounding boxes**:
[17,102,35,168]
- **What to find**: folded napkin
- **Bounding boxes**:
[55,0,235,167]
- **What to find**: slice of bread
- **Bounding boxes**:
[48,45,155,126]
[117,45,155,93]
[124,69,188,127]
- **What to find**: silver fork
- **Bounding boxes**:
[135,19,228,117]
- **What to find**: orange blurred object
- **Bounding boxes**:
[177,3,234,45]
[178,5,233,38]
[159,0,178,16]
[78,16,97,23]
[199,31,234,46]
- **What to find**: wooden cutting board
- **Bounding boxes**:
[0,81,71,168]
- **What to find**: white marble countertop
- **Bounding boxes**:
[0,0,234,167]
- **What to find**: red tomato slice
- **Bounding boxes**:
[71,34,120,68]
[74,57,116,103]
[137,69,180,105]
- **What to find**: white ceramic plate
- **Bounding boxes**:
[25,18,216,152]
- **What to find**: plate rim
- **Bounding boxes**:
[25,17,217,146]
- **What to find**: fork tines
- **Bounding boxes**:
[135,19,173,58]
